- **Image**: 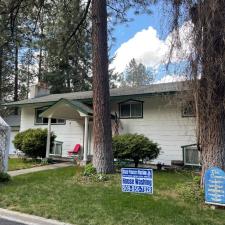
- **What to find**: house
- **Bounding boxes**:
[3,82,198,166]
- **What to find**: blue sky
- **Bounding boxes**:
[109,2,188,82]
[110,2,168,54]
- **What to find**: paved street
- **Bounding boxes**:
[0,208,72,225]
[0,218,25,225]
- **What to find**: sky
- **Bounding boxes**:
[109,2,191,83]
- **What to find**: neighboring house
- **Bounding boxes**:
[3,115,21,154]
[3,82,198,166]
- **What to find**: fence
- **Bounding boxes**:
[0,117,10,173]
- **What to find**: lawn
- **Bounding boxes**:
[0,167,225,225]
[8,158,42,171]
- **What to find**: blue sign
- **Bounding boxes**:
[121,168,153,194]
[205,167,225,206]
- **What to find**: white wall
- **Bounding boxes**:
[111,95,196,165]
[20,94,196,164]
[20,105,84,157]
[9,130,19,154]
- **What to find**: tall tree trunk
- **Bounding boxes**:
[92,0,114,173]
[38,15,44,82]
[27,63,30,99]
[14,44,18,102]
[192,1,225,184]
[38,46,43,81]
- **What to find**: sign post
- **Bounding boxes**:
[205,167,225,206]
[121,168,153,194]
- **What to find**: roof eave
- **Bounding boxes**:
[2,91,179,108]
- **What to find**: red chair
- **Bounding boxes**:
[68,144,81,157]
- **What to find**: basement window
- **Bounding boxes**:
[35,107,65,125]
[119,100,143,119]
[182,144,201,166]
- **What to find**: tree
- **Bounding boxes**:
[168,1,225,184]
[112,134,160,168]
[1,0,156,172]
[0,0,93,99]
[42,0,92,93]
[91,1,156,173]
[122,58,154,87]
[92,0,114,173]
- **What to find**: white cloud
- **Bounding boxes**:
[111,22,193,74]
[111,26,167,73]
[155,74,186,84]
[165,21,193,64]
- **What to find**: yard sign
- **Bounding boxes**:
[205,167,225,206]
[121,168,153,194]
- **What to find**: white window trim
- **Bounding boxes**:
[35,107,65,125]
[119,100,143,119]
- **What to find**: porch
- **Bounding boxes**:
[40,98,93,163]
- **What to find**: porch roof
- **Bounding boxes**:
[40,99,93,120]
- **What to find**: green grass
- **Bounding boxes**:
[0,167,225,225]
[8,158,42,171]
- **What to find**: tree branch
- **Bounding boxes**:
[63,0,91,50]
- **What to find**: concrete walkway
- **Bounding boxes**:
[0,208,72,225]
[8,162,72,177]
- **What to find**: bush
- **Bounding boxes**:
[114,160,131,170]
[84,164,97,176]
[13,128,56,158]
[112,133,160,167]
[0,172,11,182]
[176,175,204,203]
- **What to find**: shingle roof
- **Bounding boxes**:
[40,99,93,118]
[2,115,20,127]
[3,81,188,107]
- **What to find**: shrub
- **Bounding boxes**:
[114,160,131,170]
[84,163,97,176]
[13,128,56,158]
[0,172,11,182]
[176,175,204,203]
[112,133,160,167]
[13,129,31,151]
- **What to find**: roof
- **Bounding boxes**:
[3,81,188,107]
[40,99,115,119]
[40,99,93,119]
[3,115,21,127]
[0,116,10,128]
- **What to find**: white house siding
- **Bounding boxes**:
[20,105,84,157]
[20,94,196,164]
[9,130,19,154]
[111,95,196,165]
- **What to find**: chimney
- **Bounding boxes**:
[29,82,50,99]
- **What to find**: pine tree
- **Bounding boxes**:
[169,0,225,184]
[122,58,154,87]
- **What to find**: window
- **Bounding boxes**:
[35,107,65,125]
[119,100,143,119]
[182,101,195,117]
[183,145,200,166]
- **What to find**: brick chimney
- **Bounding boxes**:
[29,82,50,99]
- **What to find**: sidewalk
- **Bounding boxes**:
[0,208,72,225]
[8,162,72,177]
